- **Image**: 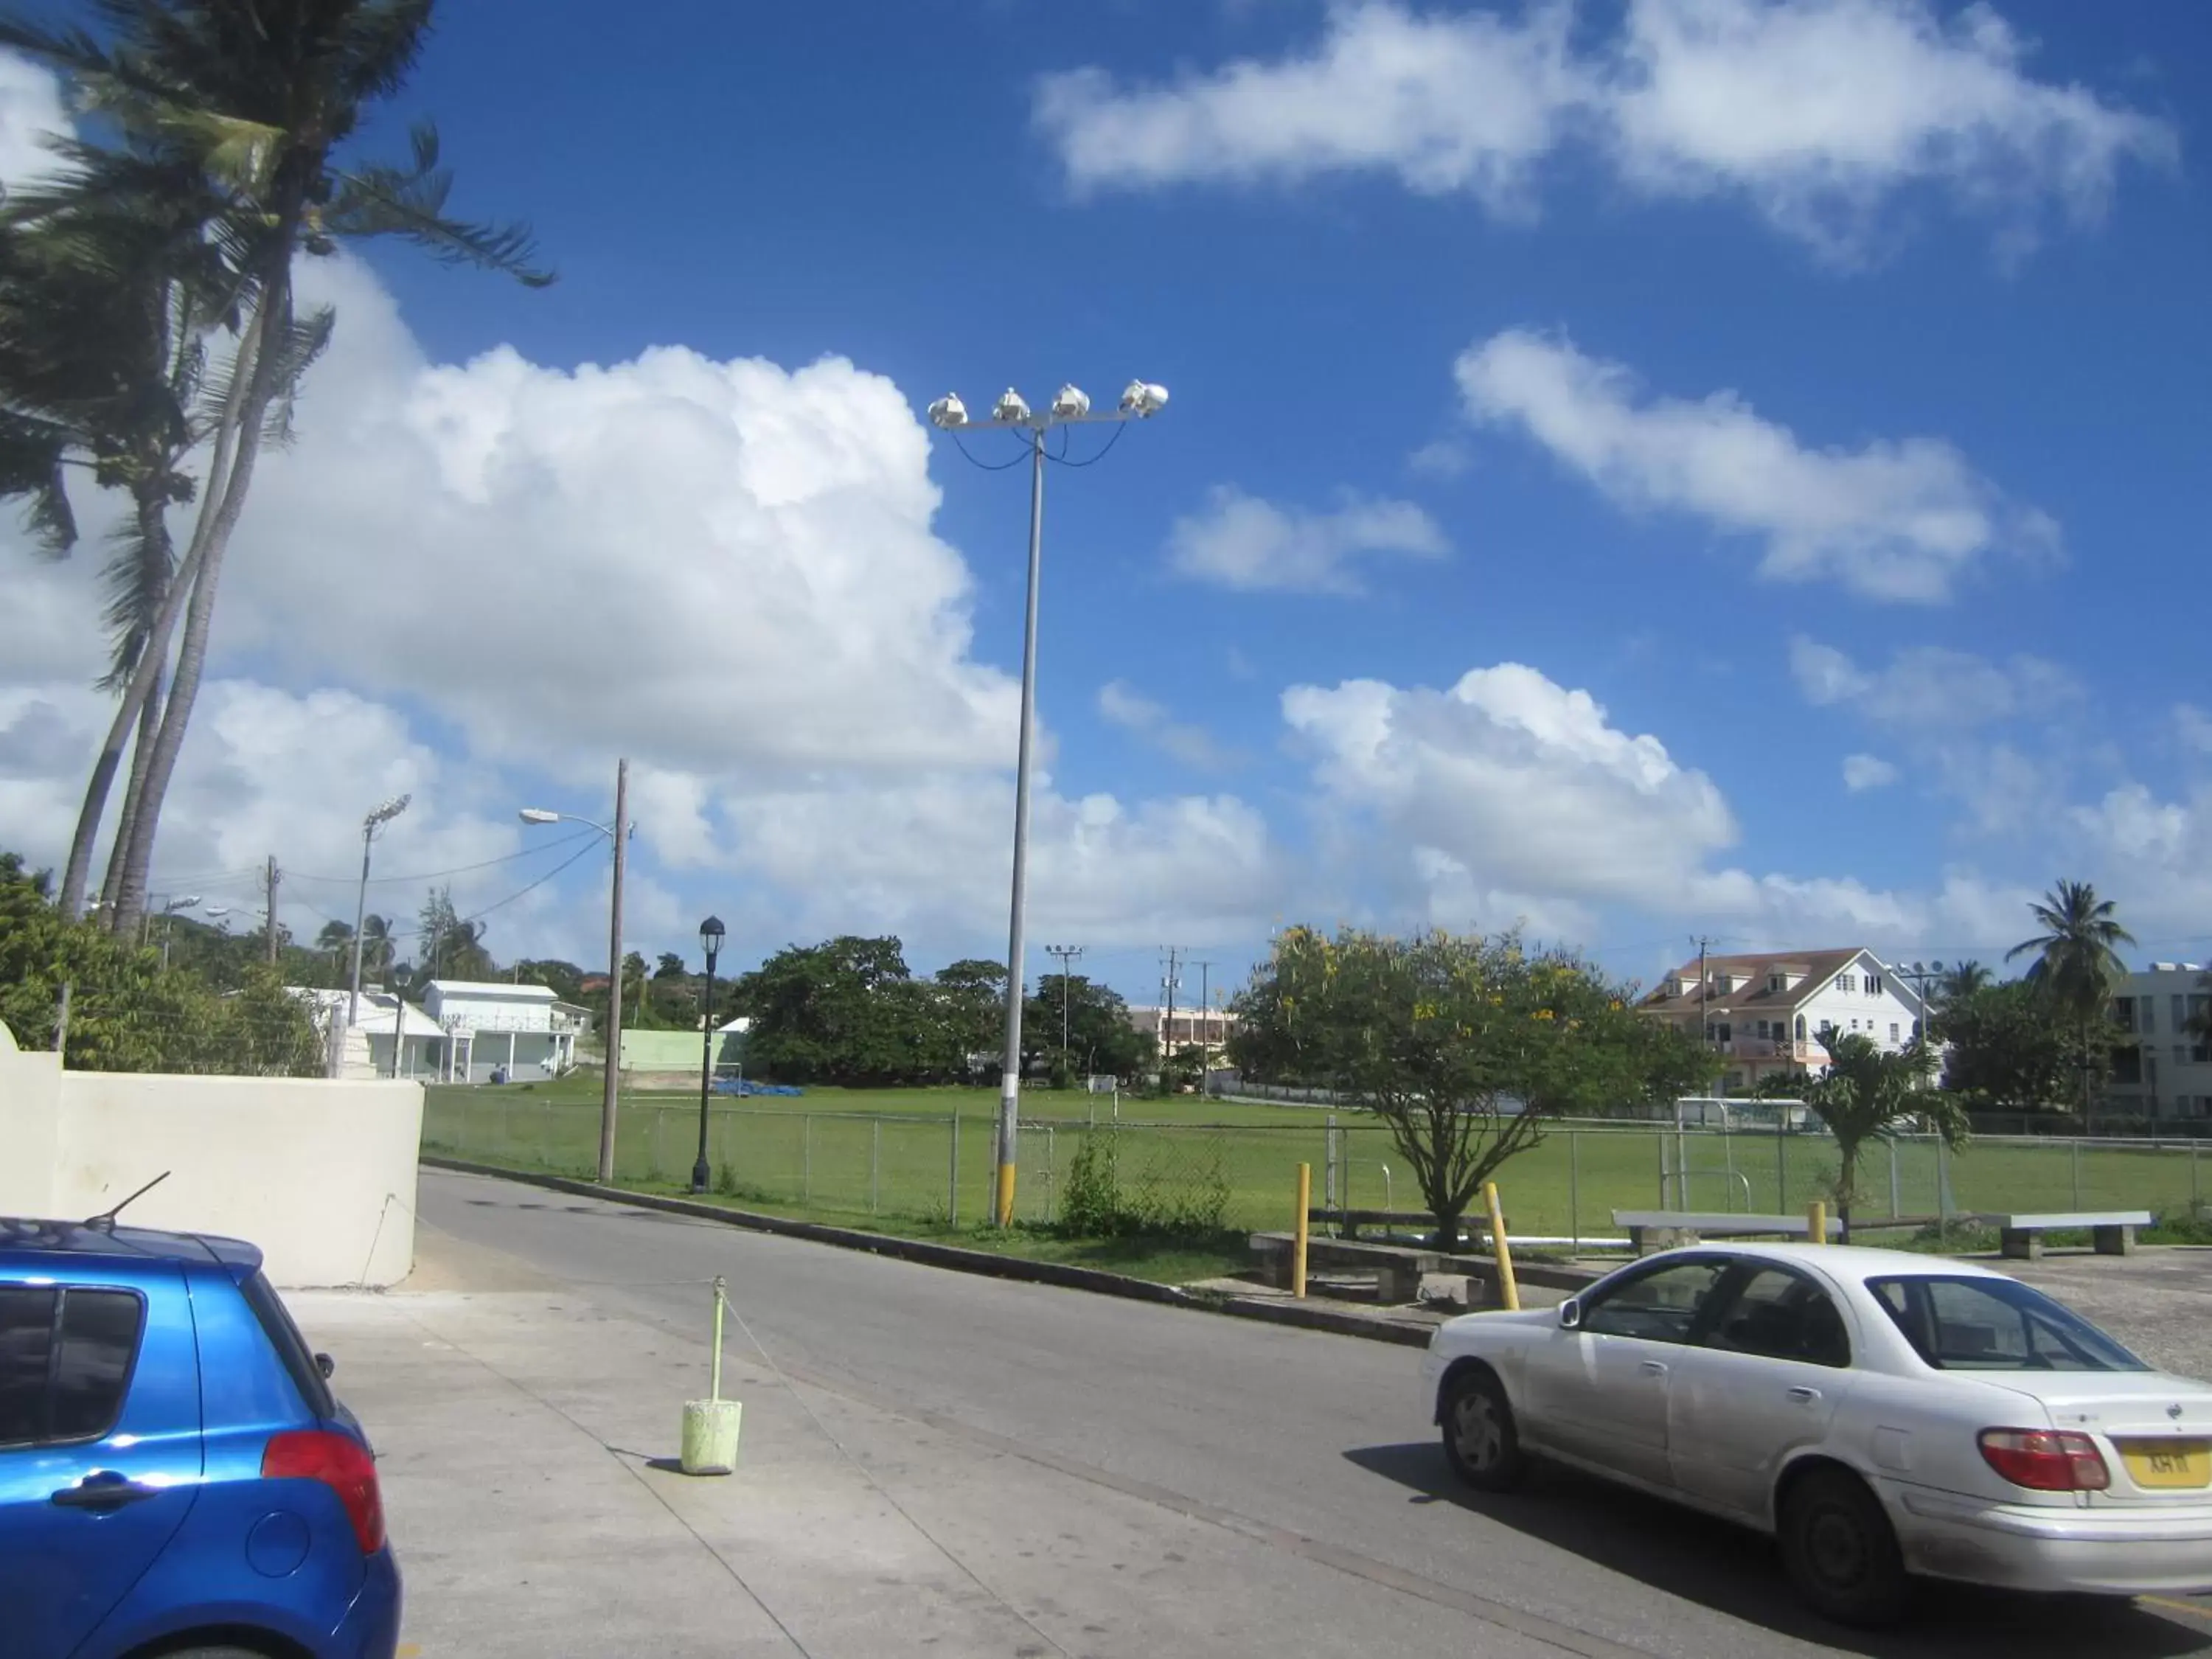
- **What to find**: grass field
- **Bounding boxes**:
[421,1077,2212,1268]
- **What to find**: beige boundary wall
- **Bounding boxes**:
[0,1021,422,1287]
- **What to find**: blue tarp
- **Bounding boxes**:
[712,1078,803,1096]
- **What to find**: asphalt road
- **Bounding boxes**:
[415,1169,2212,1659]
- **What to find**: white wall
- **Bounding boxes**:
[0,1029,421,1288]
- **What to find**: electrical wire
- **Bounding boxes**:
[948,428,1034,471]
[282,826,601,887]
[1046,420,1125,468]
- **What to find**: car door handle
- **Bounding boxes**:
[1639,1360,1669,1377]
[1787,1386,1822,1404]
[51,1474,161,1509]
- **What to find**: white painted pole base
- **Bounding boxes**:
[679,1398,742,1475]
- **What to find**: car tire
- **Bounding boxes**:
[1440,1367,1525,1492]
[1778,1467,1909,1627]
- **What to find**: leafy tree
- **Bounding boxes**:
[930,958,1006,1080]
[1,0,552,934]
[316,918,352,970]
[512,958,585,1004]
[2007,880,2136,1119]
[1806,1031,1966,1239]
[734,936,919,1085]
[1936,978,2093,1116]
[1023,972,1148,1085]
[1934,959,1993,1012]
[654,952,686,979]
[1232,927,1717,1247]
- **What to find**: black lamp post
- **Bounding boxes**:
[691,915,726,1194]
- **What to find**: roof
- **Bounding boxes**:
[0,1215,262,1273]
[1635,947,1879,1017]
[349,992,444,1038]
[1631,1240,2005,1281]
[426,980,558,1001]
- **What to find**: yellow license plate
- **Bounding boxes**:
[2120,1440,2212,1489]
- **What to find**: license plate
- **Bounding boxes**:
[2120,1440,2212,1489]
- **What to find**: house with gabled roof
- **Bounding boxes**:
[1636,947,1927,1093]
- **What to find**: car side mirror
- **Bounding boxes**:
[315,1352,335,1380]
[1557,1299,1581,1331]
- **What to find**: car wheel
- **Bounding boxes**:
[1779,1467,1908,1627]
[1441,1367,1525,1492]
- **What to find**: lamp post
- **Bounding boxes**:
[153,894,201,967]
[925,378,1169,1223]
[143,892,199,949]
[692,915,726,1194]
[521,758,631,1184]
[347,796,411,1034]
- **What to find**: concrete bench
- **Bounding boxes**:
[1307,1208,1451,1241]
[1611,1210,1843,1255]
[1996,1211,2153,1261]
[1249,1232,1441,1303]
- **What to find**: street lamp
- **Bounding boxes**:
[1900,959,1947,1043]
[347,796,411,1040]
[521,758,632,1183]
[925,376,1169,1225]
[152,894,200,966]
[692,915,726,1194]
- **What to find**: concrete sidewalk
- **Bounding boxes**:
[290,1223,1589,1659]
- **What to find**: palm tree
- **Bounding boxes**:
[1935,959,1993,1008]
[0,1,551,935]
[315,918,353,970]
[2008,880,2135,1127]
[1806,1032,1968,1240]
[360,913,394,982]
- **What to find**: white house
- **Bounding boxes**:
[420,981,581,1085]
[288,987,442,1081]
[1637,947,1929,1094]
[2109,962,2212,1121]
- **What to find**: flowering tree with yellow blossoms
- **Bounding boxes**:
[1231,928,1717,1248]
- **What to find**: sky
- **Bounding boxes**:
[1,0,2208,1007]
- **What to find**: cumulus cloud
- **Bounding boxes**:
[1036,0,2175,260]
[2176,704,2212,757]
[1166,484,1448,594]
[1790,636,2079,726]
[0,50,66,190]
[1843,753,1900,791]
[1458,330,2059,602]
[1097,681,1238,771]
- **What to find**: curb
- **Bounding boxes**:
[420,1155,1440,1348]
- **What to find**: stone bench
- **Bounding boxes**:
[1995,1211,2152,1261]
[1249,1232,1441,1303]
[1610,1209,1843,1256]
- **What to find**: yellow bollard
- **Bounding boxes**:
[1293,1163,1311,1299]
[1483,1181,1521,1312]
[995,1161,1016,1228]
[1807,1199,1828,1246]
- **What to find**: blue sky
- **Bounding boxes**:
[2,0,2209,1004]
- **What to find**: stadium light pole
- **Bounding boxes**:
[925,380,1169,1225]
[347,796,411,1032]
[521,757,631,1183]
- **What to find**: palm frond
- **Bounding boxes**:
[0,410,79,554]
[95,494,176,689]
[257,304,335,446]
[328,124,554,285]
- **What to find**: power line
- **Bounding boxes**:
[282,827,599,887]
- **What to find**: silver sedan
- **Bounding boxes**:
[1420,1242,2212,1625]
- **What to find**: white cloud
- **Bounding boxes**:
[1458,330,2058,601]
[1036,0,2175,260]
[1166,484,1448,593]
[1406,437,1472,479]
[0,51,66,192]
[1097,681,1238,771]
[1790,636,2079,726]
[1842,753,1900,791]
[2177,704,2212,756]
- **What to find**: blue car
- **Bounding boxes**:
[0,1214,401,1659]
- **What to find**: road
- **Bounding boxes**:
[411,1168,2212,1659]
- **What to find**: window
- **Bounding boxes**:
[2115,997,2138,1034]
[2176,995,2189,1031]
[241,1270,333,1418]
[1795,1015,1807,1040]
[1869,1275,2146,1372]
[1768,975,1784,994]
[2143,1000,2157,1035]
[1870,975,1882,995]
[1706,1267,1850,1367]
[1581,1259,1728,1344]
[0,1284,145,1447]
[1889,1023,1900,1043]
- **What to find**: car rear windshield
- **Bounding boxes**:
[240,1270,334,1419]
[1868,1275,2147,1372]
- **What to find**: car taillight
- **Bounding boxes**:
[1978,1428,2110,1492]
[262,1429,386,1553]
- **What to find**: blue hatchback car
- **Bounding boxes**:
[0,1215,401,1659]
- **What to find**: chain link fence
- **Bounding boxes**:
[420,1096,2212,1242]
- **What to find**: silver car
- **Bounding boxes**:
[1420,1242,2212,1624]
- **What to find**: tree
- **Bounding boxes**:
[1024,973,1148,1085]
[1936,978,2096,1117]
[1934,960,1993,1011]
[732,936,919,1085]
[1804,1031,1965,1239]
[1,0,552,934]
[414,886,491,984]
[931,959,1007,1080]
[654,952,686,979]
[316,918,352,970]
[1232,927,1717,1247]
[2007,880,2136,1120]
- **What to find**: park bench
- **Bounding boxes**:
[1994,1210,2152,1261]
[1308,1207,1457,1241]
[1611,1209,1843,1256]
[1249,1232,1443,1303]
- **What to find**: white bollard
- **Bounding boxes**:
[678,1275,741,1475]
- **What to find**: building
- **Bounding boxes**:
[2109,962,2212,1121]
[420,981,582,1085]
[1636,947,1927,1095]
[287,987,444,1081]
[1125,1003,1239,1059]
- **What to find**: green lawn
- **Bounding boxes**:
[421,1079,2212,1270]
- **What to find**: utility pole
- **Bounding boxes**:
[1046,944,1083,1077]
[1694,933,1717,1089]
[1194,960,1213,1090]
[602,759,630,1185]
[263,858,282,964]
[1160,947,1183,1091]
